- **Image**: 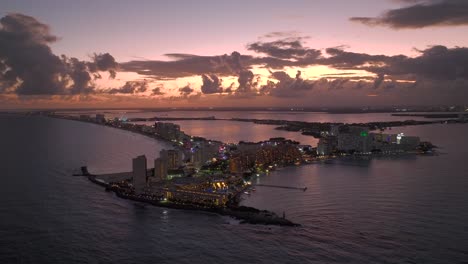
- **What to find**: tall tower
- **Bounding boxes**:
[161,149,182,169]
[132,155,147,194]
[154,157,167,181]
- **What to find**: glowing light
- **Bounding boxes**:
[397,133,404,144]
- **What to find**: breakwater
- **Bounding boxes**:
[87,175,299,227]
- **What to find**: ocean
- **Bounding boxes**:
[1,112,467,263]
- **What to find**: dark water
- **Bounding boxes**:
[1,114,468,263]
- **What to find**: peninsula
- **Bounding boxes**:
[44,111,440,226]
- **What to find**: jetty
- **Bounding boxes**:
[81,171,300,227]
[255,184,307,191]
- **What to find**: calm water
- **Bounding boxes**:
[60,109,446,123]
[1,113,468,263]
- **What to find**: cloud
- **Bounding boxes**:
[91,53,118,78]
[121,51,251,79]
[63,57,93,94]
[237,70,256,93]
[200,74,223,94]
[151,85,165,96]
[0,13,67,95]
[373,73,386,89]
[261,31,304,39]
[319,45,468,82]
[262,70,316,97]
[247,37,321,61]
[179,84,194,96]
[363,45,468,80]
[350,0,468,29]
[107,80,148,94]
[0,13,118,96]
[323,47,393,68]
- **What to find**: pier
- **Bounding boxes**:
[255,184,307,191]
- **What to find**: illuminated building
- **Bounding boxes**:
[190,141,219,168]
[337,126,373,153]
[317,136,337,156]
[132,155,147,194]
[229,155,246,174]
[164,189,228,207]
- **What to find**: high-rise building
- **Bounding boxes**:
[190,141,218,168]
[337,126,373,153]
[160,149,183,169]
[317,136,337,156]
[132,155,147,194]
[154,157,167,181]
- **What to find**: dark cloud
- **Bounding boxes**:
[0,13,67,95]
[247,37,321,61]
[321,45,468,82]
[152,85,165,96]
[329,78,350,90]
[91,53,118,78]
[263,70,316,97]
[0,13,118,96]
[122,37,321,78]
[179,85,194,96]
[350,0,468,29]
[63,57,93,94]
[373,73,386,89]
[200,74,223,94]
[364,45,468,80]
[323,47,394,68]
[237,70,255,93]
[121,51,251,79]
[107,80,148,94]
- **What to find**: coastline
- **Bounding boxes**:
[49,112,440,227]
[57,114,302,226]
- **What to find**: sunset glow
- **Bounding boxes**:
[1,0,468,108]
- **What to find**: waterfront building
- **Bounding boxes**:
[371,132,420,153]
[164,189,228,207]
[337,126,373,153]
[95,114,106,123]
[132,155,147,194]
[317,136,337,156]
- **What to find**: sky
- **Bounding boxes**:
[1,0,468,109]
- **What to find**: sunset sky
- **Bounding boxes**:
[1,0,468,108]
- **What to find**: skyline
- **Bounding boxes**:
[1,0,468,108]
